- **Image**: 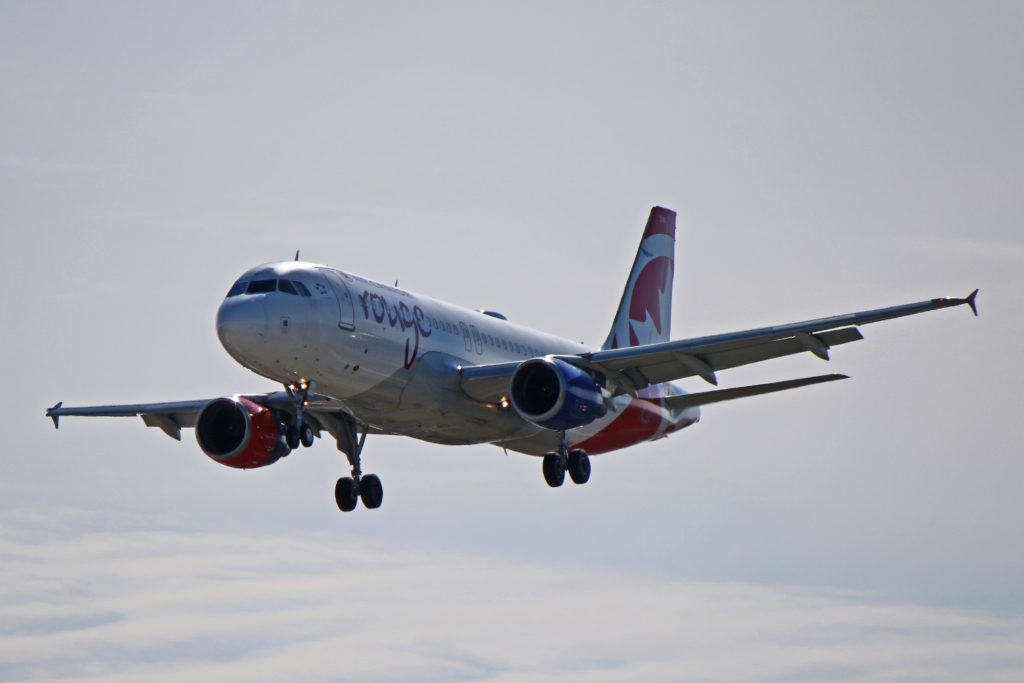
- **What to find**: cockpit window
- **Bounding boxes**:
[226,281,248,297]
[246,279,276,294]
[229,278,312,297]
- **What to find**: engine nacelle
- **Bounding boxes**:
[509,357,605,431]
[195,396,287,469]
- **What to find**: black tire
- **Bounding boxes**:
[285,425,300,450]
[299,423,315,447]
[335,477,358,512]
[542,454,565,487]
[360,474,383,509]
[568,449,591,485]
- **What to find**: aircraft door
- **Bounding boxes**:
[469,324,484,354]
[317,268,356,330]
[459,322,473,352]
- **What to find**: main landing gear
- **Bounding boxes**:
[283,382,383,512]
[332,412,383,512]
[542,433,591,487]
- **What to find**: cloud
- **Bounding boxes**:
[2,512,1023,682]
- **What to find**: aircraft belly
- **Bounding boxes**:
[314,350,527,445]
[392,351,524,443]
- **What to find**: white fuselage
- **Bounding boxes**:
[216,261,699,456]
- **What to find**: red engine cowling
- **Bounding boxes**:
[195,396,287,469]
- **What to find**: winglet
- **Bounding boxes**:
[47,402,62,429]
[965,288,979,317]
[931,289,980,317]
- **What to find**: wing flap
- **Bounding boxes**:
[141,413,186,440]
[703,327,863,375]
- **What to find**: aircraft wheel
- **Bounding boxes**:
[335,477,359,512]
[542,454,566,488]
[360,474,383,509]
[299,423,315,447]
[286,425,301,450]
[568,449,591,485]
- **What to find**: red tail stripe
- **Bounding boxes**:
[642,206,677,238]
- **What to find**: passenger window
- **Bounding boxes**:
[226,281,247,297]
[247,279,276,294]
[292,281,312,297]
[278,280,298,295]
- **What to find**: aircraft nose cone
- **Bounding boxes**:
[216,296,268,359]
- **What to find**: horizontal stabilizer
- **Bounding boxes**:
[664,373,848,409]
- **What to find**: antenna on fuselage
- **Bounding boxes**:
[295,250,300,261]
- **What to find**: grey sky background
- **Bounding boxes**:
[3,1,1023,679]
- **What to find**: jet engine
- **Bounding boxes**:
[509,357,605,431]
[195,396,288,469]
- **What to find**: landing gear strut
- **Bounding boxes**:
[332,412,383,512]
[542,433,591,488]
[284,381,317,450]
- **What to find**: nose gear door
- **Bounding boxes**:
[317,268,356,330]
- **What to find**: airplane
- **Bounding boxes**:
[46,207,979,512]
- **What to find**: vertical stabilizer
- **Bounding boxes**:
[602,207,676,350]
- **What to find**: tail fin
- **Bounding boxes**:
[602,206,676,350]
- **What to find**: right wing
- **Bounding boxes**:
[576,290,978,396]
[460,290,978,402]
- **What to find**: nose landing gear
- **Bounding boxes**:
[284,381,317,450]
[285,422,315,450]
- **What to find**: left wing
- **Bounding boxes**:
[46,400,208,440]
[46,391,358,441]
[460,290,978,402]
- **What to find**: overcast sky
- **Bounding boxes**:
[3,1,1023,680]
